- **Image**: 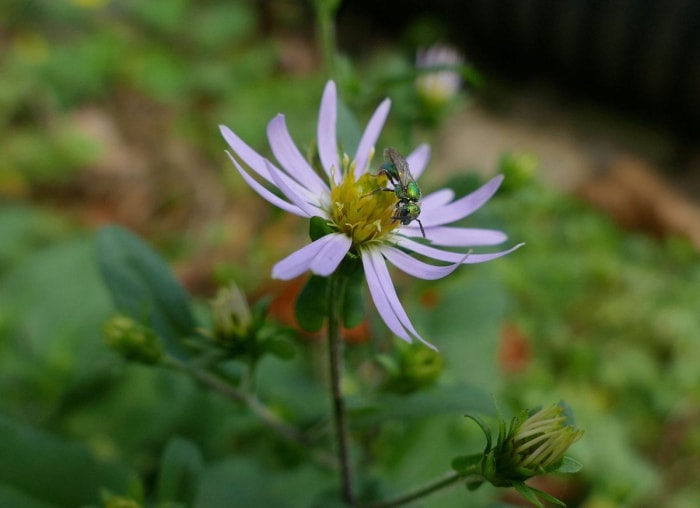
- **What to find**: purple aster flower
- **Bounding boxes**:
[219,81,521,350]
[416,44,464,104]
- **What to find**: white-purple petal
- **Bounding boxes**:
[220,125,274,183]
[418,226,508,247]
[317,81,341,185]
[272,233,349,280]
[381,246,464,280]
[354,98,391,177]
[267,115,329,195]
[362,249,437,350]
[363,256,412,343]
[405,143,431,180]
[225,152,305,216]
[265,160,325,218]
[222,124,315,202]
[419,175,504,226]
[395,225,429,240]
[309,233,352,276]
[420,188,456,211]
[396,237,524,264]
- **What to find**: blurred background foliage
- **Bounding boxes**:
[1,1,699,507]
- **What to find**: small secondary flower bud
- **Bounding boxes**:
[211,283,253,347]
[103,315,163,364]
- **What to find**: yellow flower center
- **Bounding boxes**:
[326,155,400,247]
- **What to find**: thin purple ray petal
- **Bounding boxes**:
[272,233,349,280]
[309,233,352,276]
[225,152,305,216]
[354,98,391,177]
[416,226,508,247]
[420,188,456,211]
[396,238,524,264]
[317,81,341,185]
[405,143,430,180]
[265,160,324,218]
[267,115,329,195]
[381,246,464,280]
[220,125,274,183]
[363,256,411,343]
[222,124,313,199]
[362,249,437,350]
[419,175,504,226]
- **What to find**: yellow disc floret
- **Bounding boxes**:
[327,155,400,247]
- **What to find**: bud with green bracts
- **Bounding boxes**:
[103,315,163,364]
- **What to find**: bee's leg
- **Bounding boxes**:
[361,187,394,199]
[416,218,426,238]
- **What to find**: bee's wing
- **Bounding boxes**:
[384,147,413,187]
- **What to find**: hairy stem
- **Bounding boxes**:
[327,273,355,504]
[163,356,298,439]
[362,471,482,508]
[162,355,335,468]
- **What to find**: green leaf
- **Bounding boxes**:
[263,337,296,360]
[466,480,483,491]
[512,482,544,508]
[340,261,365,329]
[194,458,332,508]
[0,484,58,508]
[95,226,195,360]
[309,216,333,241]
[513,482,566,508]
[156,437,203,506]
[555,455,583,474]
[0,236,115,417]
[294,275,328,332]
[0,416,133,507]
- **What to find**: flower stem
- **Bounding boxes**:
[327,273,355,504]
[162,355,335,468]
[362,471,481,508]
[313,0,340,79]
[162,356,298,439]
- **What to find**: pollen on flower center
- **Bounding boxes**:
[327,157,400,246]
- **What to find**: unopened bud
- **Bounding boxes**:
[378,341,443,394]
[491,402,583,485]
[211,283,252,346]
[103,315,163,364]
[416,44,463,106]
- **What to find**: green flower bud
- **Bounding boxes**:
[103,315,163,364]
[498,152,539,192]
[211,283,253,347]
[377,340,443,394]
[491,402,583,485]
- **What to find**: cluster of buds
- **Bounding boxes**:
[453,401,583,507]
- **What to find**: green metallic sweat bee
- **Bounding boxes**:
[369,147,426,238]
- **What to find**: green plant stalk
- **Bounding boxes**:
[362,470,482,508]
[163,355,300,441]
[314,0,339,79]
[327,272,355,504]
